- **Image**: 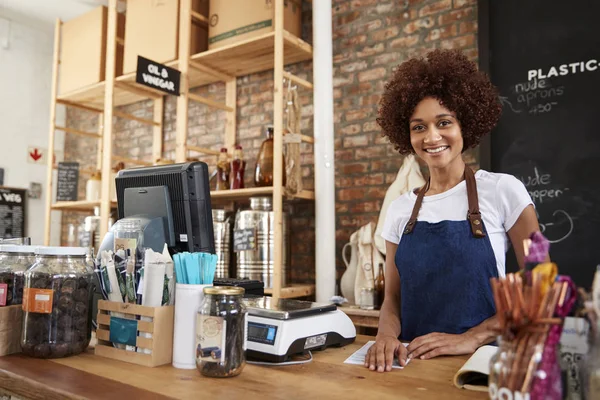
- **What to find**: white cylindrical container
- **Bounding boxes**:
[172,283,210,369]
[85,171,102,202]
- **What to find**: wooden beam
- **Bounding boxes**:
[186,145,221,156]
[175,0,192,162]
[54,125,101,139]
[114,80,162,100]
[111,155,152,167]
[301,134,314,144]
[116,37,125,46]
[188,60,233,82]
[188,93,233,112]
[96,114,103,171]
[283,71,313,90]
[44,18,61,246]
[225,79,237,149]
[190,11,208,24]
[113,110,160,126]
[152,98,164,162]
[272,0,285,302]
[101,0,118,240]
[56,99,103,114]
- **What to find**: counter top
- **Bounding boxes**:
[0,335,487,400]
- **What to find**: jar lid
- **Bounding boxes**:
[250,197,272,211]
[36,246,87,256]
[212,209,227,222]
[0,245,36,254]
[203,286,245,296]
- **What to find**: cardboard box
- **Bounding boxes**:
[208,0,302,50]
[59,6,124,94]
[0,305,22,357]
[123,0,209,75]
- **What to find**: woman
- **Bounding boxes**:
[365,49,539,372]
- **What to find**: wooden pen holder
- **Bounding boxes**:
[0,305,23,356]
[95,300,174,367]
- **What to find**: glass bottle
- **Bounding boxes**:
[374,262,385,309]
[21,246,94,358]
[254,126,286,187]
[196,286,247,377]
[230,145,246,190]
[215,148,230,191]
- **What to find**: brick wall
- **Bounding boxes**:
[62,0,479,289]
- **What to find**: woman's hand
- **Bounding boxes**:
[365,335,409,372]
[406,332,479,360]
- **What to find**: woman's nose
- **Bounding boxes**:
[424,127,442,143]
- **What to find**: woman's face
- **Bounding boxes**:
[409,97,463,170]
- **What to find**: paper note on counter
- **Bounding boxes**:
[344,341,410,369]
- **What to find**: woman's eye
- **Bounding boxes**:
[412,125,425,132]
[438,120,452,127]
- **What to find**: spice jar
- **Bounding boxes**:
[21,246,94,359]
[0,245,35,306]
[196,286,247,377]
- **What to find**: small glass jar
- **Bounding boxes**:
[0,245,35,306]
[196,286,247,378]
[21,246,94,359]
[359,287,375,310]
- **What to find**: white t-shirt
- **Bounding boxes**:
[381,170,533,277]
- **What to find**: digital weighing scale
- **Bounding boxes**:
[243,297,356,363]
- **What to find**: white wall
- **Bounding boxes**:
[0,15,64,245]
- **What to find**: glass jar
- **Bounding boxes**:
[21,247,94,359]
[0,245,35,306]
[196,286,247,377]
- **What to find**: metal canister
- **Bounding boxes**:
[212,209,231,278]
[235,197,288,289]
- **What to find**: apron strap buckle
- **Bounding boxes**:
[467,211,485,238]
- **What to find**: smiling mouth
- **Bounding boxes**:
[424,146,449,154]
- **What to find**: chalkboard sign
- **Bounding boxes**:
[483,0,600,288]
[136,56,181,96]
[56,162,79,202]
[233,229,256,251]
[0,187,26,239]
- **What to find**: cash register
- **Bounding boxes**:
[243,297,356,363]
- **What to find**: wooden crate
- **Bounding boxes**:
[0,305,22,357]
[95,300,174,367]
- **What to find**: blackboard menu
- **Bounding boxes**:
[0,187,26,239]
[485,0,600,288]
[56,162,79,202]
[233,229,256,251]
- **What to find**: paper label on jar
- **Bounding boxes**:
[0,283,7,306]
[196,315,226,364]
[22,288,53,314]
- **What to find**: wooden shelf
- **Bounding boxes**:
[264,284,315,299]
[51,200,117,212]
[339,306,380,329]
[56,31,312,109]
[210,187,315,201]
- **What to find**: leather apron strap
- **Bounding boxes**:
[403,167,485,238]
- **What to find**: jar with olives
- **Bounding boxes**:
[21,247,94,358]
[0,245,35,306]
[196,286,247,377]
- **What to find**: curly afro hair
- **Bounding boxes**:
[377,49,502,155]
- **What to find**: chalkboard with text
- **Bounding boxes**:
[233,229,256,252]
[485,0,600,287]
[56,162,79,202]
[0,187,26,239]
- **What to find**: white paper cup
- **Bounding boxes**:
[172,283,211,369]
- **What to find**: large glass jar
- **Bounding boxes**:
[21,247,94,359]
[196,286,247,377]
[0,245,35,306]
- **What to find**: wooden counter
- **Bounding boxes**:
[0,335,486,400]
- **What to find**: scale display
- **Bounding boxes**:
[247,322,278,345]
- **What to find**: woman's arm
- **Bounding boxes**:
[365,240,408,371]
[507,204,544,269]
[377,241,402,338]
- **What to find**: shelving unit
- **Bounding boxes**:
[44,0,317,301]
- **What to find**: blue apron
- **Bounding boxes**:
[395,167,498,341]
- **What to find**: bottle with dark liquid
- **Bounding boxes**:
[215,148,230,191]
[230,145,246,190]
[254,126,286,187]
[375,262,385,309]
